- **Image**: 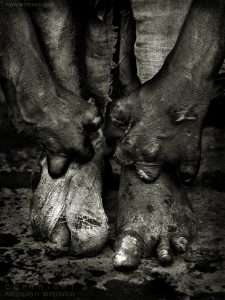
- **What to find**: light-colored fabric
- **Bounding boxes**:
[131,0,192,83]
[85,9,117,112]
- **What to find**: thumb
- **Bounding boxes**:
[110,92,136,127]
[47,155,69,178]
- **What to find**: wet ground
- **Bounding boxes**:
[0,101,225,300]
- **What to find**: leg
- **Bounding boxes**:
[29,1,108,256]
[113,0,196,268]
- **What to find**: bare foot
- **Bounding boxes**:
[30,132,108,257]
[113,167,196,268]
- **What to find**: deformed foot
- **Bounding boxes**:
[113,167,197,269]
[30,134,108,257]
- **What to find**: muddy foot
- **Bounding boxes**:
[30,133,108,256]
[113,167,196,269]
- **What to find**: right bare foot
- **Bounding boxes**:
[30,132,108,257]
[113,167,197,269]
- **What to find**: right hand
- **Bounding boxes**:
[16,87,102,178]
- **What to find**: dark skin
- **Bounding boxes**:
[1,0,225,267]
[0,1,107,255]
[114,167,196,268]
[0,4,102,178]
[110,0,225,185]
[110,0,225,268]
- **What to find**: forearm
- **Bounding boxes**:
[29,0,81,95]
[167,0,225,82]
[0,7,56,128]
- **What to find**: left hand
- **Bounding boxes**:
[110,66,225,184]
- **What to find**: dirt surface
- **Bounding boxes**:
[0,103,225,300]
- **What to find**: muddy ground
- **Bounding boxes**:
[0,100,225,300]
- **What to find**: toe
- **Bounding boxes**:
[70,132,95,163]
[171,235,189,254]
[113,232,144,269]
[50,221,71,246]
[157,237,174,266]
[45,220,70,256]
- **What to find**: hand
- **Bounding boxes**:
[15,87,102,177]
[110,66,224,184]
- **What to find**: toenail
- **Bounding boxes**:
[136,168,152,182]
[135,162,161,183]
[158,250,173,265]
[114,251,127,265]
[178,237,188,249]
[159,249,169,258]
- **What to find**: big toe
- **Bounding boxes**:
[45,220,70,256]
[171,235,189,254]
[113,232,144,269]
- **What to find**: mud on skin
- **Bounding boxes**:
[113,167,197,268]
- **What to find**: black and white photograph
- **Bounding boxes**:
[0,0,225,299]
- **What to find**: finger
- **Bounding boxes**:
[135,162,161,183]
[114,135,138,166]
[69,132,95,163]
[140,139,160,162]
[110,94,135,127]
[47,155,69,178]
[83,102,103,132]
[178,160,200,185]
[157,237,174,266]
[171,235,189,254]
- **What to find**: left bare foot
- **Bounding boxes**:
[113,167,197,269]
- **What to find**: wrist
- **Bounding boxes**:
[165,52,215,91]
[162,56,216,99]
